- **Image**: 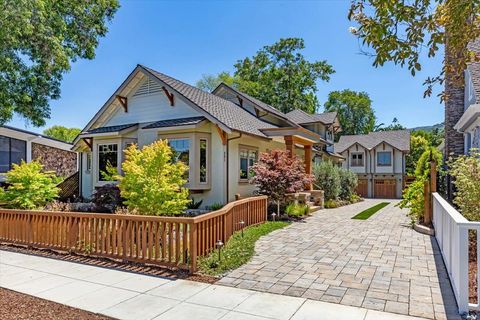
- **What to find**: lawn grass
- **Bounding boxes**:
[352,202,390,220]
[198,221,289,276]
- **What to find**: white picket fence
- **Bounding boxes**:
[432,192,480,313]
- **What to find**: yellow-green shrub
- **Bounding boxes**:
[118,140,190,216]
[0,161,59,209]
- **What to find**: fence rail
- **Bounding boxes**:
[0,196,268,272]
[432,192,476,314]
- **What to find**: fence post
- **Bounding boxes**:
[189,222,198,273]
[424,180,431,225]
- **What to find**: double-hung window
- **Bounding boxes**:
[351,152,364,167]
[239,147,257,181]
[0,136,26,173]
[377,151,392,166]
[98,144,118,181]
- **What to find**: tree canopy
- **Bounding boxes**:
[196,38,334,114]
[348,1,480,98]
[375,118,406,132]
[196,72,235,92]
[43,125,81,143]
[324,89,376,136]
[0,0,119,126]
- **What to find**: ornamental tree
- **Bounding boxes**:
[0,161,60,209]
[0,1,119,126]
[118,140,190,216]
[250,149,313,215]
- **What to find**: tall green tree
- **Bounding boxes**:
[348,1,480,98]
[324,89,376,136]
[233,38,334,114]
[0,0,119,126]
[43,125,81,143]
[196,72,236,92]
[406,135,430,176]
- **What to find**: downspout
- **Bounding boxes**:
[226,132,242,203]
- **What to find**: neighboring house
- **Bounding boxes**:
[72,65,344,206]
[0,126,77,180]
[334,130,410,199]
[454,39,480,154]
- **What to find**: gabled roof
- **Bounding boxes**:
[142,116,206,129]
[140,66,277,137]
[285,109,337,125]
[334,130,410,154]
[212,83,296,125]
[468,39,480,103]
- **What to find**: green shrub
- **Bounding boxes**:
[397,177,426,223]
[449,150,480,221]
[350,194,362,203]
[118,140,190,216]
[338,168,358,200]
[209,202,224,211]
[187,198,203,209]
[415,147,443,178]
[0,161,60,209]
[285,203,309,218]
[92,184,123,213]
[313,161,340,200]
[324,199,340,208]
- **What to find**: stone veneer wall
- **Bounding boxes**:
[32,143,77,177]
[444,42,465,157]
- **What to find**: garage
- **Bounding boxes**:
[374,179,397,199]
[355,179,369,198]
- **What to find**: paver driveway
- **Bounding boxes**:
[218,199,460,320]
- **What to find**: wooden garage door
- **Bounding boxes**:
[356,179,368,198]
[374,179,397,199]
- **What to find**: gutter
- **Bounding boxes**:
[226,132,242,203]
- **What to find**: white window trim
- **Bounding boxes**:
[93,139,121,186]
[377,151,392,167]
[239,145,258,182]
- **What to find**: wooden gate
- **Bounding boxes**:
[356,179,369,198]
[374,179,397,198]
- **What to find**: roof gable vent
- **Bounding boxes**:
[133,77,162,97]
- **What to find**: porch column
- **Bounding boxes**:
[304,145,312,190]
[284,136,294,158]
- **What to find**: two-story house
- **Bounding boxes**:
[72,65,343,206]
[334,130,410,199]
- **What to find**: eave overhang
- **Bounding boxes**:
[454,104,480,132]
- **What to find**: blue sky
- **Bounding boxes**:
[8,0,445,133]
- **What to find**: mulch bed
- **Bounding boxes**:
[0,243,217,284]
[0,288,112,320]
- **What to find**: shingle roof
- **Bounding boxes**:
[141,66,276,137]
[285,109,337,125]
[334,130,410,153]
[142,116,206,129]
[468,39,480,103]
[84,123,137,134]
[214,83,291,121]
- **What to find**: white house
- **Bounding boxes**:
[334,130,410,199]
[454,39,480,153]
[72,65,343,206]
[0,126,77,181]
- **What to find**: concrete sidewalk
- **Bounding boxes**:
[0,250,427,320]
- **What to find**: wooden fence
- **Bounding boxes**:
[0,196,267,272]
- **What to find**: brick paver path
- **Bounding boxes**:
[218,199,460,320]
